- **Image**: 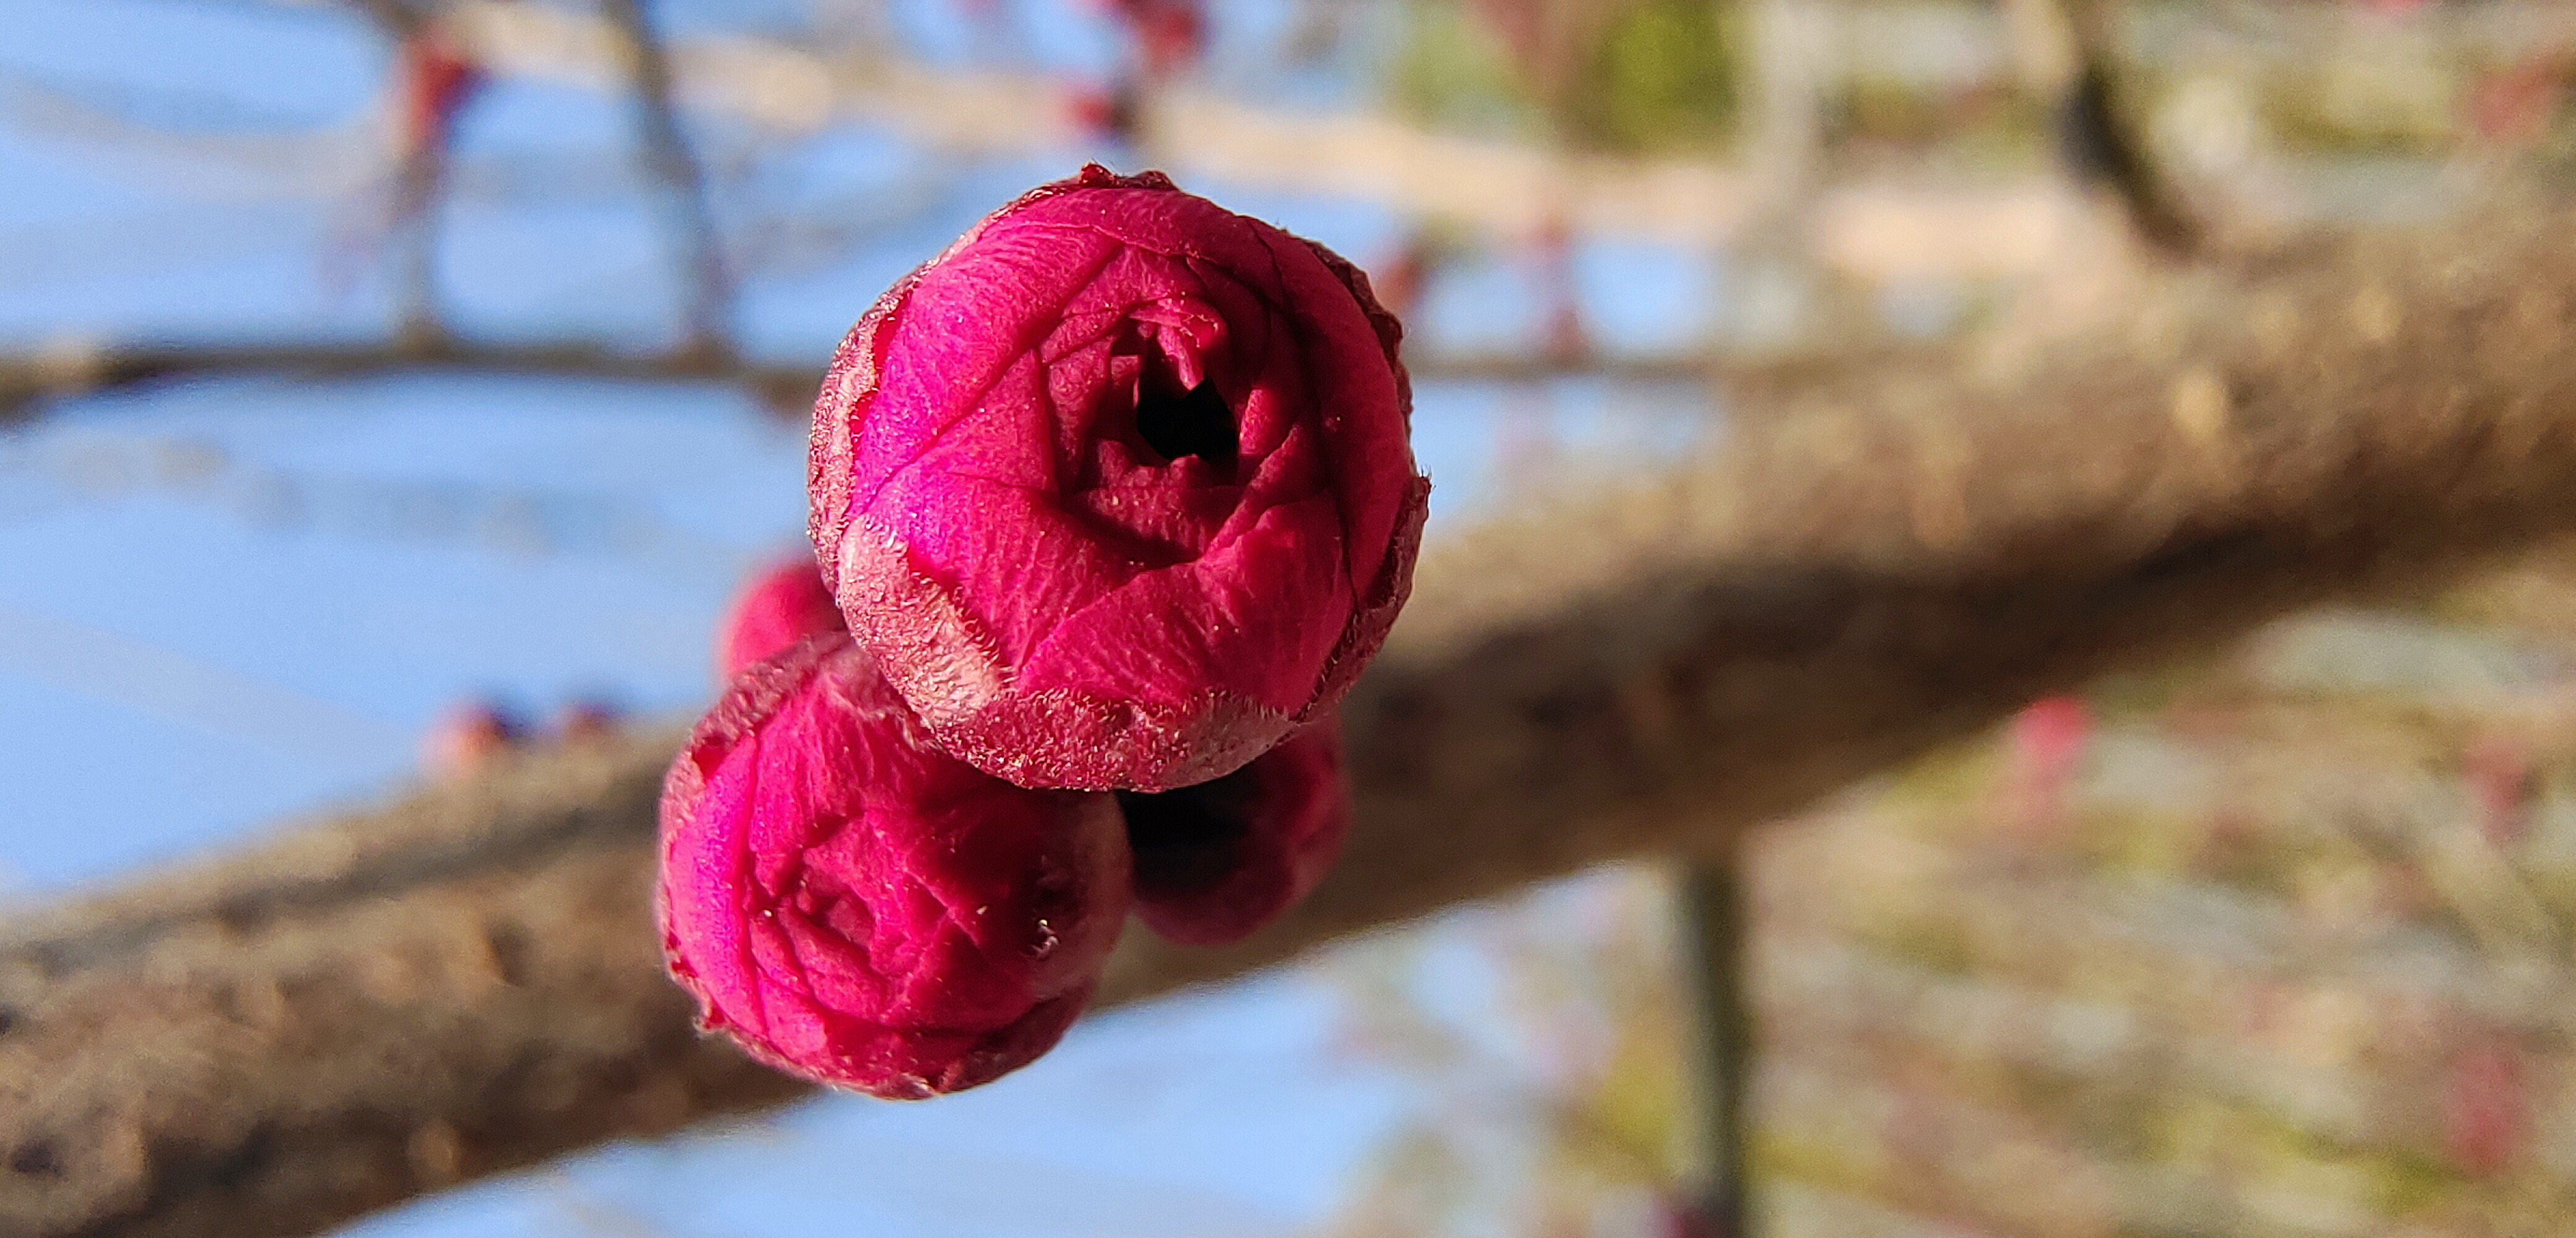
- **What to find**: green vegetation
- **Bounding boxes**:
[1385,0,1740,153]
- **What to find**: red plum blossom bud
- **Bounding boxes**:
[554,696,623,743]
[1063,79,1144,147]
[421,698,523,779]
[396,26,482,161]
[811,165,1428,792]
[1115,716,1349,946]
[2445,1036,2530,1177]
[658,635,1132,1097]
[716,558,846,679]
[2464,732,2535,847]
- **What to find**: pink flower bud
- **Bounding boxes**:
[2004,693,2091,839]
[2464,732,2534,847]
[2445,1037,2528,1177]
[420,698,523,779]
[811,165,1429,791]
[1116,716,1349,946]
[396,27,482,160]
[715,558,846,680]
[658,635,1132,1097]
[553,696,623,743]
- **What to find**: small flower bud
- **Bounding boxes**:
[1116,717,1349,946]
[396,25,482,160]
[421,698,523,779]
[552,696,622,744]
[658,636,1132,1097]
[715,558,846,680]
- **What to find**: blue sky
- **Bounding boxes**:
[0,1,1717,1231]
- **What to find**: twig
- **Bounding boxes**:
[347,1,455,342]
[0,337,778,426]
[596,0,733,360]
[2049,0,2203,256]
[12,208,2576,1237]
[428,0,2059,255]
[0,333,1838,426]
[1674,857,1754,1237]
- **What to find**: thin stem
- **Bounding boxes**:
[598,0,734,361]
[350,0,454,344]
[2051,0,2201,256]
[1676,853,1756,1237]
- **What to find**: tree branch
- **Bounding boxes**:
[13,210,2576,1237]
[0,334,1824,426]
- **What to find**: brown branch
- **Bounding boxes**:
[0,337,773,426]
[13,210,2576,1237]
[0,335,1802,426]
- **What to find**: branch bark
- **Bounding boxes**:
[13,210,2576,1237]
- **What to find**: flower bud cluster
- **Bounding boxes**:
[659,167,1425,1097]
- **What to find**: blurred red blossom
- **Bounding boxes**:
[2445,1036,2530,1178]
[395,25,483,161]
[420,698,524,779]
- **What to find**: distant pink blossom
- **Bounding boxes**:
[1093,0,1206,78]
[2445,1037,2528,1177]
[1118,715,1350,946]
[421,698,523,779]
[658,635,1132,1098]
[2005,693,2092,838]
[716,558,846,679]
[553,696,622,743]
[1063,80,1143,146]
[2463,732,2534,847]
[396,25,482,162]
[810,165,1427,791]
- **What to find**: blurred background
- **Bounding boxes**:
[10,0,2576,1234]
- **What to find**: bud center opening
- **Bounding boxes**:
[1134,379,1238,475]
[1118,772,1256,898]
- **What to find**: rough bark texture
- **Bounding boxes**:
[12,211,2576,1237]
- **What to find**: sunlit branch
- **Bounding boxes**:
[423,0,2099,269]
